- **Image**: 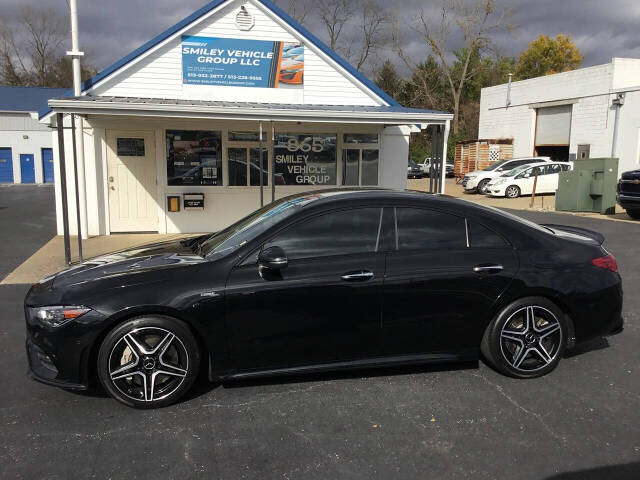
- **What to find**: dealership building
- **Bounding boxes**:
[478,57,640,174]
[42,0,452,238]
[0,86,67,184]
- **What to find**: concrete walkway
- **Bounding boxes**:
[1,233,187,285]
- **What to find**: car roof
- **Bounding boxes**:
[504,156,551,162]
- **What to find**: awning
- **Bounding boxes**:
[46,96,453,126]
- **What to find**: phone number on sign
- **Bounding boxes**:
[186,73,263,81]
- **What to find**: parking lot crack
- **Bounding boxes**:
[472,371,566,445]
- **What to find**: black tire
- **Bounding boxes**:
[97,316,200,409]
[477,178,490,194]
[481,297,566,379]
[626,209,640,220]
[505,185,520,198]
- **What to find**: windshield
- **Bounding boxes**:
[482,159,511,171]
[501,164,531,177]
[408,160,418,167]
[198,194,323,258]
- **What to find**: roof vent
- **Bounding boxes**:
[235,6,255,31]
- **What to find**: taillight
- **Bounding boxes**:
[591,254,618,272]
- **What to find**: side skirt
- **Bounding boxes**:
[220,351,478,381]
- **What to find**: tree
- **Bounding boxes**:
[393,0,514,134]
[275,0,310,24]
[316,0,355,51]
[375,60,404,101]
[0,5,95,88]
[515,34,583,80]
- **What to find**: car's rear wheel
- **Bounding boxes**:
[97,316,200,408]
[481,297,566,378]
[477,178,490,194]
[626,209,640,219]
[505,185,520,198]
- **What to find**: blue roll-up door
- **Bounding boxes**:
[42,148,54,183]
[0,148,13,183]
[20,154,35,184]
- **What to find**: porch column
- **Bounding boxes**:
[56,113,72,264]
[441,120,451,194]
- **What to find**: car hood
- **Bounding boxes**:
[46,237,208,289]
[621,169,640,180]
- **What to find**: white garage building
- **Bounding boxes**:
[0,86,67,184]
[42,0,452,239]
[479,57,640,175]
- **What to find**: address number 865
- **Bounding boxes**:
[286,137,324,153]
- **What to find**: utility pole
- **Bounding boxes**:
[67,0,89,245]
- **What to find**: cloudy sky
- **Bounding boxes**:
[2,0,640,76]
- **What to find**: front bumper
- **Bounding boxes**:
[462,177,478,190]
[24,303,107,391]
[617,193,640,210]
[487,185,507,197]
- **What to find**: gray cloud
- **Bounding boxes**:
[1,0,639,77]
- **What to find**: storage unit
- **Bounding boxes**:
[0,86,67,184]
[454,139,513,177]
[41,0,453,237]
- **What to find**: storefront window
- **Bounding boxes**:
[342,148,379,186]
[166,130,222,186]
[274,134,337,186]
[228,147,268,186]
[344,133,379,144]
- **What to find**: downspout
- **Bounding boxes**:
[611,93,625,158]
[67,0,88,241]
[506,73,513,107]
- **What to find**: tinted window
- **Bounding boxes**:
[269,208,382,260]
[396,208,466,250]
[166,130,222,186]
[468,221,508,248]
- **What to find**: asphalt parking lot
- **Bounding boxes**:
[1,185,639,479]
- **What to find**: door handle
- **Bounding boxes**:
[341,270,374,282]
[473,264,503,273]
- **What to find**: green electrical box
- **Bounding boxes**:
[555,158,619,215]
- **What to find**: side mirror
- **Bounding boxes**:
[258,246,288,270]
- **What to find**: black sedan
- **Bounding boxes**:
[407,160,423,179]
[25,189,623,408]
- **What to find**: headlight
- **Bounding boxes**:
[492,178,507,185]
[28,306,91,328]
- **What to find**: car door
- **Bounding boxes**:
[542,163,563,193]
[514,166,537,194]
[382,207,519,356]
[224,206,386,372]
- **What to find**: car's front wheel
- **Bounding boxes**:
[477,178,490,194]
[97,316,200,408]
[481,298,566,378]
[505,185,520,198]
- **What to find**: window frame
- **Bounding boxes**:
[261,206,385,262]
[389,205,512,252]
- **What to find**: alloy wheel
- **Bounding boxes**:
[499,306,563,373]
[108,327,189,403]
[505,186,520,198]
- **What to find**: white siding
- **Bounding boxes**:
[91,0,381,106]
[611,57,640,91]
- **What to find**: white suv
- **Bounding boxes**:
[462,157,552,194]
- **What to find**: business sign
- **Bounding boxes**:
[182,36,303,88]
[274,134,337,185]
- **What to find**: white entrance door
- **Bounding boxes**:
[106,130,158,232]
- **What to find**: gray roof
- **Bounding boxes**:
[50,95,449,115]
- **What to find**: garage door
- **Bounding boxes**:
[535,105,572,161]
[0,148,13,183]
